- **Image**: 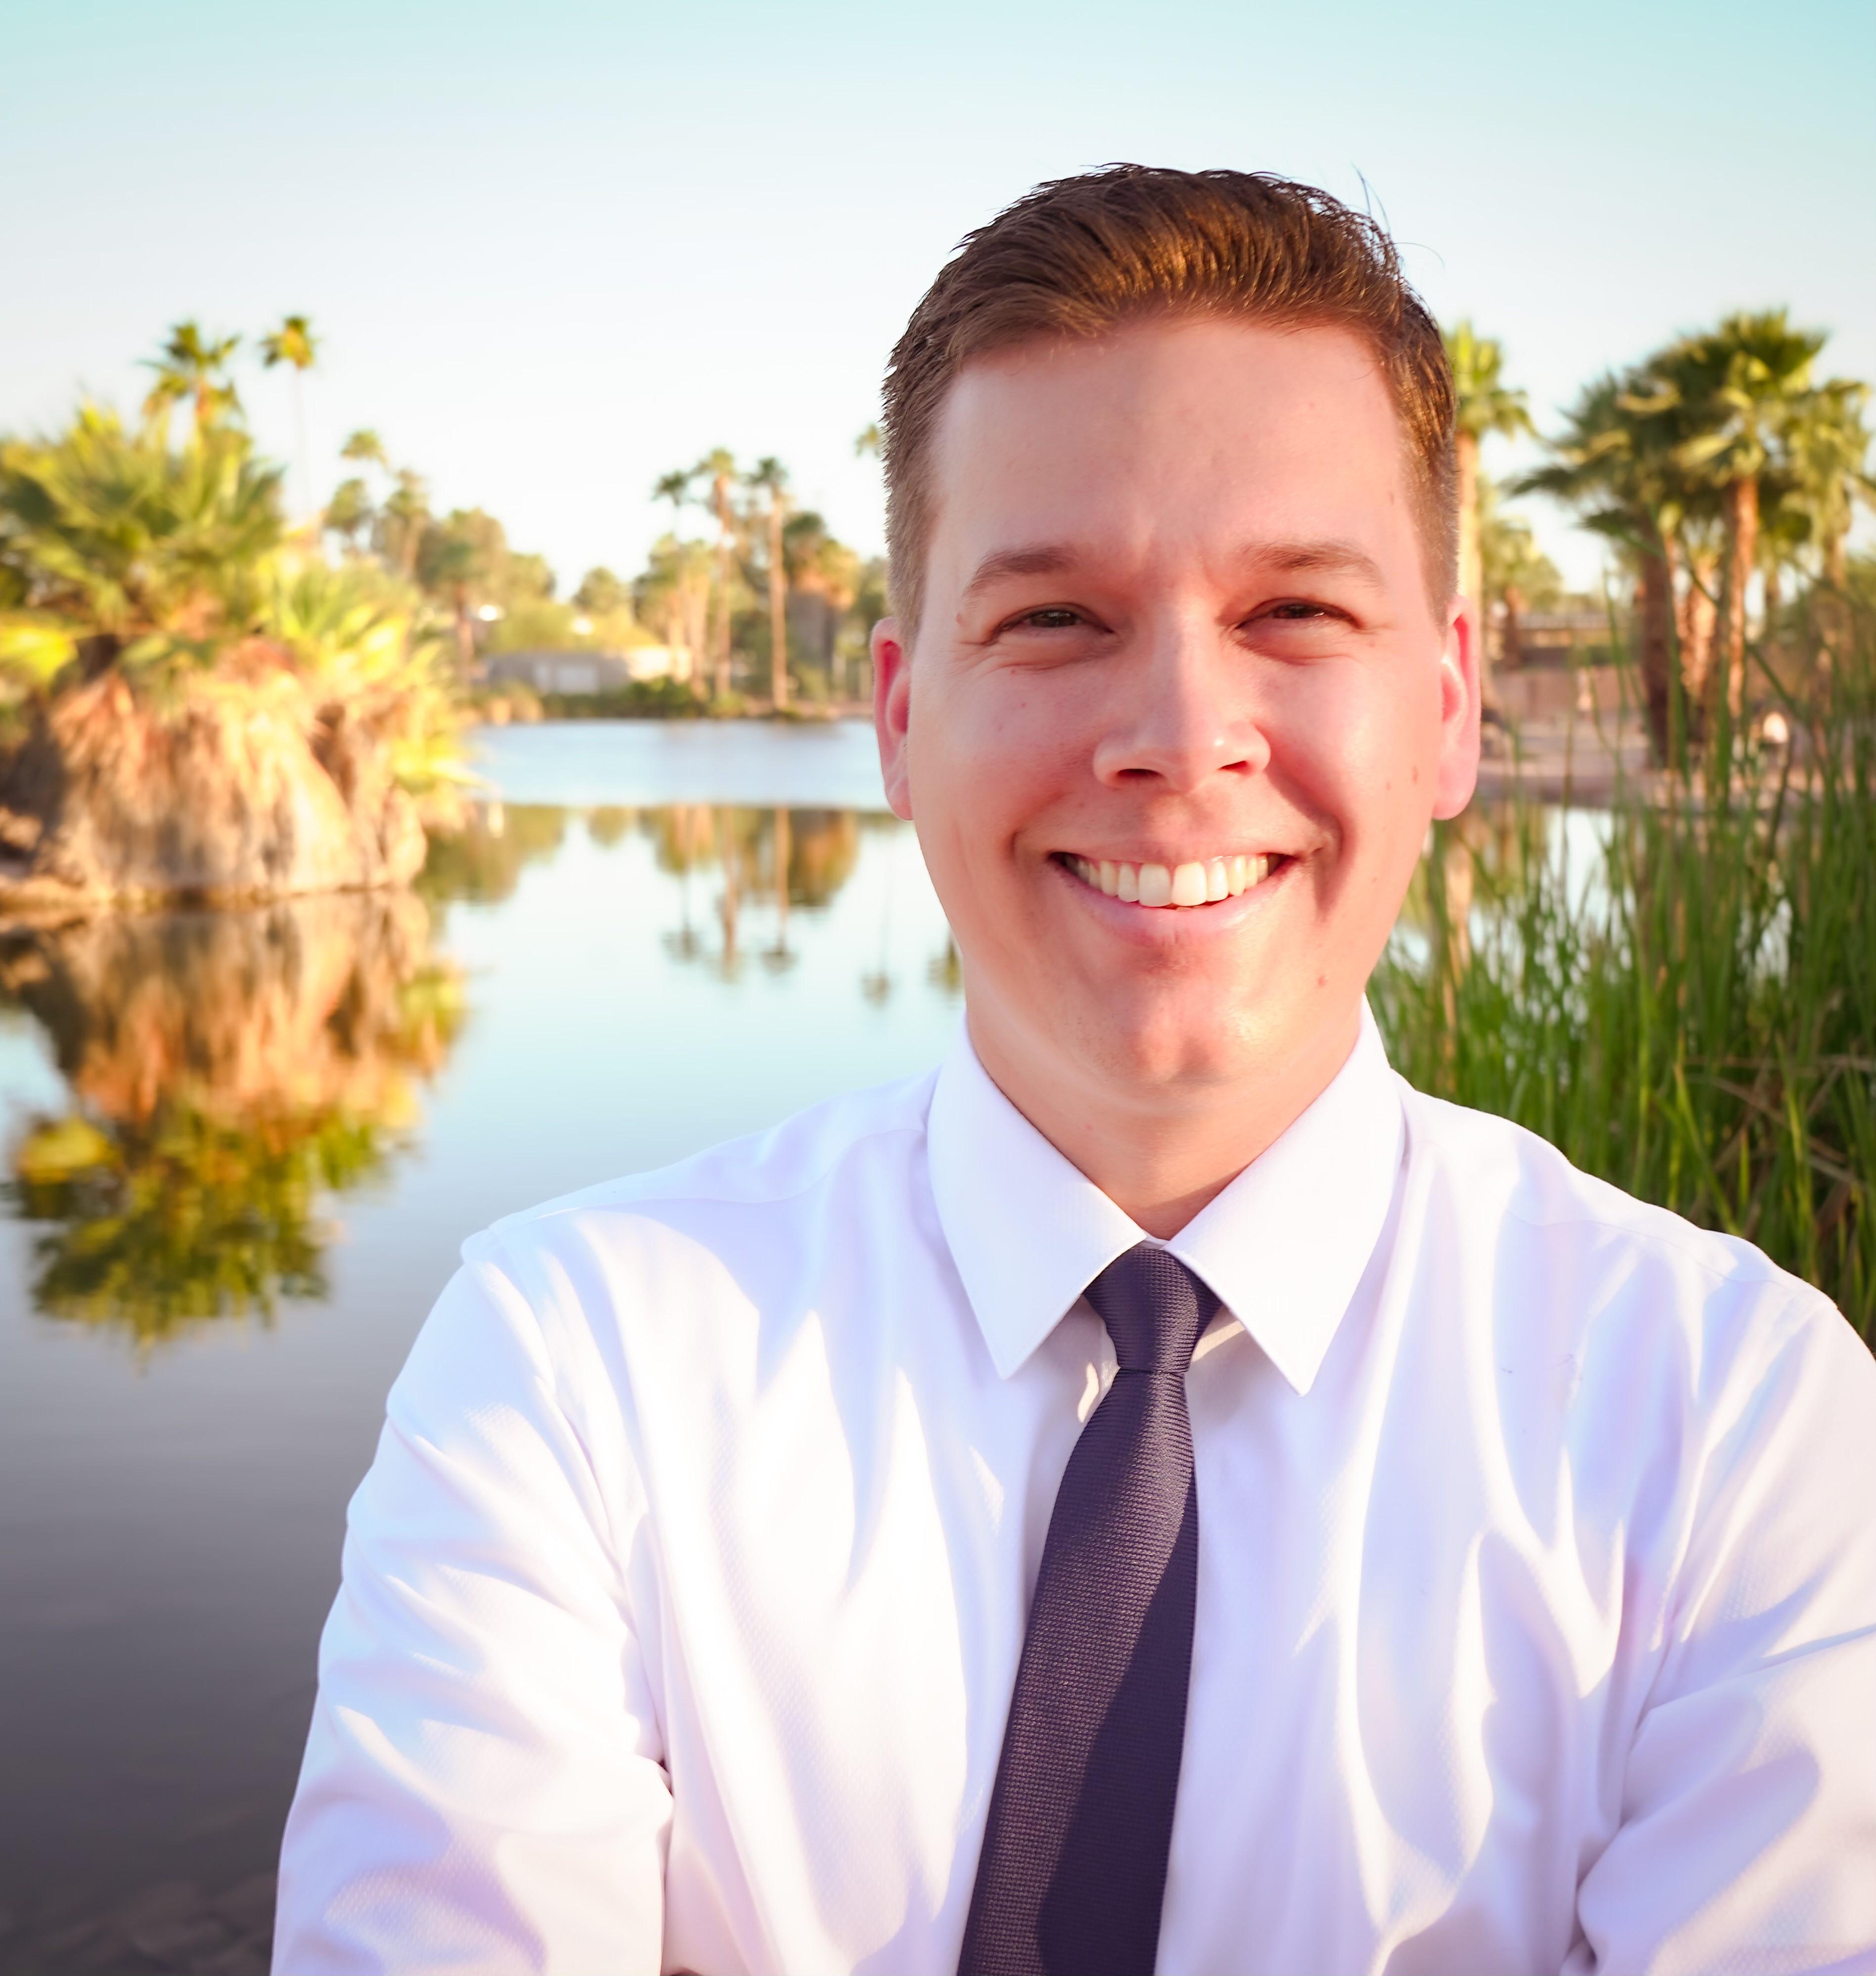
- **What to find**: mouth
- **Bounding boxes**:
[1054,851,1288,908]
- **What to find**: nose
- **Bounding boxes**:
[1089,608,1267,793]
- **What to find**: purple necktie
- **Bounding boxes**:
[959,1244,1217,1976]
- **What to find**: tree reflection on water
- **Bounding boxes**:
[644,803,860,979]
[416,799,568,906]
[0,798,944,1344]
[0,893,464,1343]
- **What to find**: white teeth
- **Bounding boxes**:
[1170,861,1208,907]
[1066,852,1280,907]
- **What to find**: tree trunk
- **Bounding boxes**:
[688,580,709,697]
[1811,529,1849,679]
[1720,475,1758,722]
[1678,547,1717,744]
[1761,559,1784,685]
[768,504,789,712]
[712,541,732,701]
[713,477,734,703]
[452,584,474,668]
[1455,430,1491,710]
[1637,527,1676,766]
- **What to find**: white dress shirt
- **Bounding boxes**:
[276,1009,1876,1975]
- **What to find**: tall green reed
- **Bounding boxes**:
[1372,615,1876,1341]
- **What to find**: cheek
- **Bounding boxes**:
[1273,659,1439,838]
[912,666,1087,865]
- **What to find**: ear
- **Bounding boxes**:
[1431,595,1482,821]
[872,616,914,822]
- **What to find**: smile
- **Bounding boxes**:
[1058,853,1280,908]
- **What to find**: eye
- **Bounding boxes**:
[1012,606,1085,631]
[1240,596,1358,640]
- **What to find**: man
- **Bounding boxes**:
[275,169,1876,1975]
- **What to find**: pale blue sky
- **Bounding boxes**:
[5,0,1872,589]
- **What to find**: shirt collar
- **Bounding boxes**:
[925,1005,1403,1396]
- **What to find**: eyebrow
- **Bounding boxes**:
[958,544,1079,605]
[1256,539,1386,587]
[957,536,1386,606]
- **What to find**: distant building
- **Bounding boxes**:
[483,647,692,695]
[625,646,688,682]
[1500,608,1623,668]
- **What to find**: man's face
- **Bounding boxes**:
[874,315,1478,1114]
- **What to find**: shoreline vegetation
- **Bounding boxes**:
[1379,315,1876,1333]
[0,321,889,911]
[1377,604,1876,1338]
[0,313,1872,1333]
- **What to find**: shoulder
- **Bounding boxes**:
[1389,1081,1876,1626]
[1394,1076,1862,1407]
[457,1066,941,1330]
[1400,1077,1791,1287]
[506,1066,935,1224]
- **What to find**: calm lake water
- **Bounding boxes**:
[0,721,962,1973]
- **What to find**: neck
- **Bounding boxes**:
[966,1001,1363,1239]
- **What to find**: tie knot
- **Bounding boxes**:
[1082,1243,1217,1374]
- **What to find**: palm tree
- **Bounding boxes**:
[1656,311,1824,720]
[784,512,862,696]
[1779,379,1866,589]
[376,469,430,581]
[637,535,713,688]
[417,527,483,665]
[341,429,389,473]
[656,460,733,678]
[324,432,389,563]
[141,322,242,439]
[1476,477,1561,675]
[259,314,319,523]
[323,478,374,555]
[746,456,792,710]
[653,469,705,693]
[1730,377,1872,673]
[1519,372,1688,763]
[0,404,284,678]
[689,448,740,701]
[1445,323,1533,702]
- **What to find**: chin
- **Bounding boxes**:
[1080,995,1266,1095]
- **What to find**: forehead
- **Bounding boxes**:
[925,316,1419,587]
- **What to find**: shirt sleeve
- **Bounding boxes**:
[1565,1294,1876,1976]
[273,1248,671,1975]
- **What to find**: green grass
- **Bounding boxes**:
[1372,622,1876,1342]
